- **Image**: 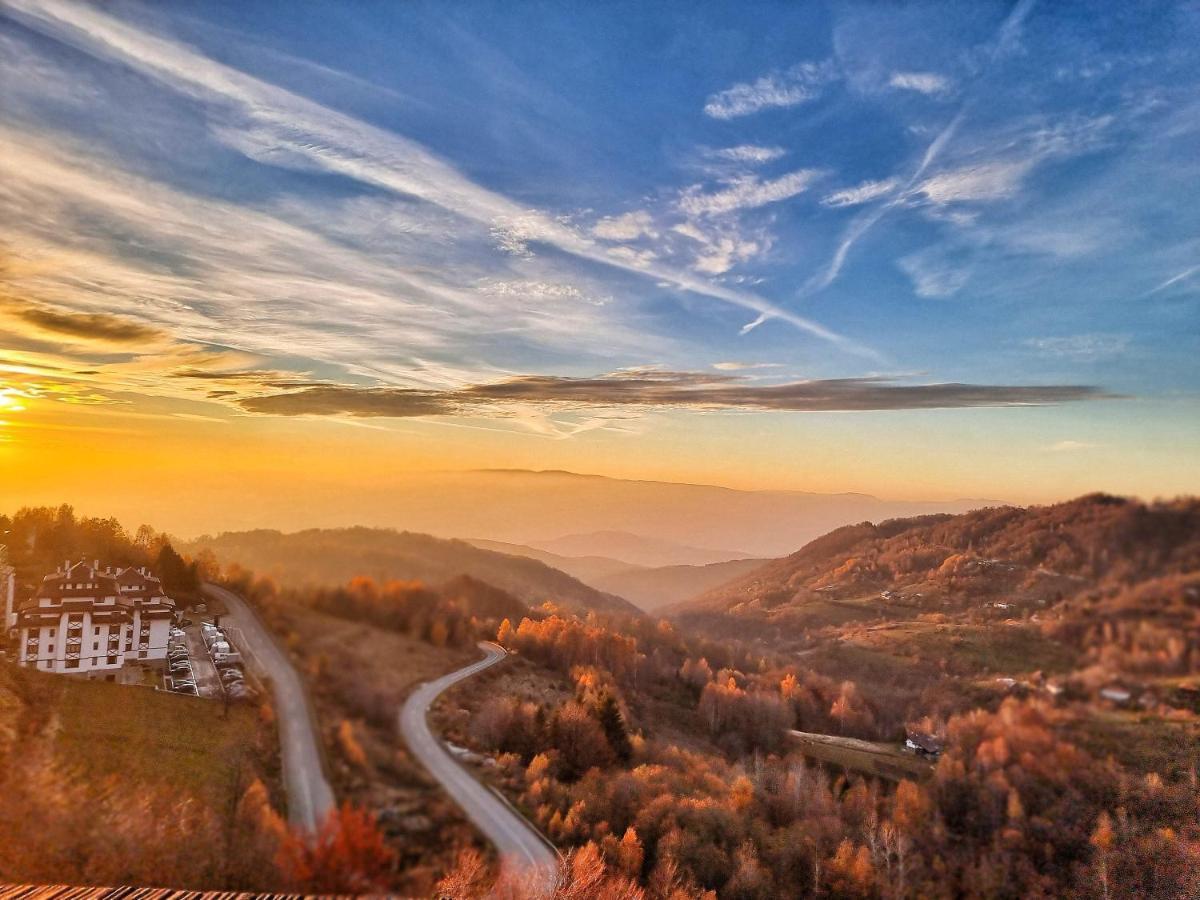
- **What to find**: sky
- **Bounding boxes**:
[0,0,1198,532]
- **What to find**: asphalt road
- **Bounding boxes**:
[401,642,559,896]
[203,583,336,834]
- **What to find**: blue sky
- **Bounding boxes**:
[0,0,1197,501]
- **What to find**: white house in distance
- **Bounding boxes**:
[15,560,176,680]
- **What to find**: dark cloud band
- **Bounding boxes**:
[232,370,1115,418]
[3,299,163,344]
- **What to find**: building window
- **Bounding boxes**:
[93,642,99,651]
[138,650,147,659]
[65,659,79,669]
[107,655,118,665]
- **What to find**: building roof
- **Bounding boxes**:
[35,561,121,602]
[906,729,944,754]
[17,561,176,626]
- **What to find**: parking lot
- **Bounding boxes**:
[163,617,258,703]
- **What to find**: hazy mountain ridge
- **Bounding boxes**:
[528,529,754,568]
[672,494,1200,629]
[592,557,769,611]
[467,534,767,611]
[178,469,993,560]
[185,527,639,616]
[465,539,640,583]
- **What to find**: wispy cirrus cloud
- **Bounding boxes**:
[1025,334,1131,361]
[914,159,1034,204]
[592,210,659,241]
[703,61,838,120]
[679,169,824,217]
[711,145,787,164]
[889,71,952,96]
[1146,264,1200,295]
[821,177,900,208]
[788,0,1040,301]
[1,0,861,354]
[897,250,972,298]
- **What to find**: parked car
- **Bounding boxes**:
[174,684,198,696]
[221,671,244,684]
[227,683,256,701]
[209,641,232,655]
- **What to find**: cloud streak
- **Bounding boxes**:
[889,72,952,96]
[234,368,1115,418]
[679,170,823,217]
[1,298,164,344]
[712,145,787,164]
[3,0,861,352]
[703,62,837,119]
[821,178,900,208]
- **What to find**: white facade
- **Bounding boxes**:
[1,555,13,632]
[15,560,175,678]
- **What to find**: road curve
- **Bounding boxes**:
[401,642,559,896]
[203,583,336,833]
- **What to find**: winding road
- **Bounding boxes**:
[202,583,336,833]
[401,642,559,896]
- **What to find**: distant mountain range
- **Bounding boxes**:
[527,530,753,568]
[468,536,769,611]
[184,527,638,617]
[357,469,997,558]
[591,558,768,611]
[149,469,996,560]
[466,539,638,583]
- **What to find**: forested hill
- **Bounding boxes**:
[185,527,639,616]
[672,494,1200,627]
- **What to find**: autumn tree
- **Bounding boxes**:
[277,803,396,894]
[596,693,633,763]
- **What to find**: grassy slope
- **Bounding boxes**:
[0,660,273,804]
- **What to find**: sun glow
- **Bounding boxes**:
[0,387,29,413]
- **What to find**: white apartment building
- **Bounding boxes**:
[2,553,14,632]
[15,560,176,678]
